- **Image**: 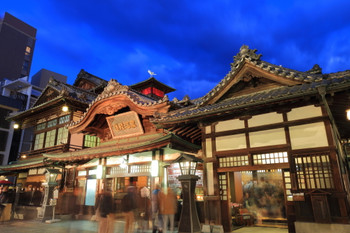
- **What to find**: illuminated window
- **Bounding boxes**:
[25,46,31,56]
[34,132,45,150]
[130,164,151,173]
[47,119,57,128]
[59,115,70,124]
[219,155,249,167]
[294,154,334,190]
[283,170,293,201]
[219,173,227,200]
[57,127,68,144]
[36,122,46,131]
[45,129,56,147]
[84,135,100,148]
[253,152,288,165]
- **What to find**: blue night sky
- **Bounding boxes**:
[2,0,350,100]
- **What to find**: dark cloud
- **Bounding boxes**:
[3,0,350,99]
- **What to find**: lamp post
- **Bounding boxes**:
[40,168,61,222]
[174,153,203,233]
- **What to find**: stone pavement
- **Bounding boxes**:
[0,219,288,233]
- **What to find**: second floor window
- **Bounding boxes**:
[84,135,100,148]
[33,114,70,150]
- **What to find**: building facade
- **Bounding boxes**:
[31,69,67,89]
[1,46,350,232]
[153,46,350,232]
[0,12,36,81]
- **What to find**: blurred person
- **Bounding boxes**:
[151,184,163,233]
[122,186,137,233]
[137,186,151,233]
[159,187,177,233]
[32,187,42,206]
[95,190,115,233]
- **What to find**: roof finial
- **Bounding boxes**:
[231,45,262,69]
[147,70,157,77]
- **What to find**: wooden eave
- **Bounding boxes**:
[44,132,200,162]
[8,97,88,128]
[0,157,45,171]
[69,94,170,134]
[207,61,304,105]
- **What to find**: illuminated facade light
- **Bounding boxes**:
[151,160,159,177]
[62,105,69,112]
[13,123,19,129]
[347,109,350,120]
[96,165,103,179]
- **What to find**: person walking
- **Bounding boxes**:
[151,184,163,233]
[136,186,151,233]
[159,187,177,233]
[122,186,137,233]
[95,190,115,233]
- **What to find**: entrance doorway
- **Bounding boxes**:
[228,170,287,229]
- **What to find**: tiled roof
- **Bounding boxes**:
[130,76,176,93]
[73,69,108,89]
[153,46,350,124]
[0,156,44,171]
[198,45,324,106]
[9,79,97,121]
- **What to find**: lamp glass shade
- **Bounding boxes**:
[347,109,350,120]
[179,161,197,175]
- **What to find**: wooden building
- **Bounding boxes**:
[2,45,350,233]
[153,45,350,232]
[0,70,107,216]
[1,70,201,219]
[42,77,201,216]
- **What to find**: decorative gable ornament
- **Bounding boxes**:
[231,45,262,69]
[101,79,129,96]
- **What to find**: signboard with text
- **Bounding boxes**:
[106,111,144,139]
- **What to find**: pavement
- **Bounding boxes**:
[0,219,289,233]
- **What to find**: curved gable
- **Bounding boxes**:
[69,80,170,135]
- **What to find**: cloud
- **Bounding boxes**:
[3,0,350,99]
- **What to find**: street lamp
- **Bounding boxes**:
[41,168,61,222]
[174,153,203,233]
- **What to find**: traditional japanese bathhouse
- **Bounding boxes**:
[43,78,201,214]
[152,45,350,232]
[1,70,107,203]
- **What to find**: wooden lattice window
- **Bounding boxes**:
[219,173,228,200]
[253,152,288,165]
[84,135,100,148]
[219,155,249,167]
[294,154,334,190]
[130,164,151,173]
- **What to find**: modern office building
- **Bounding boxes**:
[0,12,36,81]
[31,69,67,89]
[0,76,42,165]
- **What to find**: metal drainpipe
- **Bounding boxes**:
[317,86,347,177]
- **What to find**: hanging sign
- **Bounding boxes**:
[106,111,144,139]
